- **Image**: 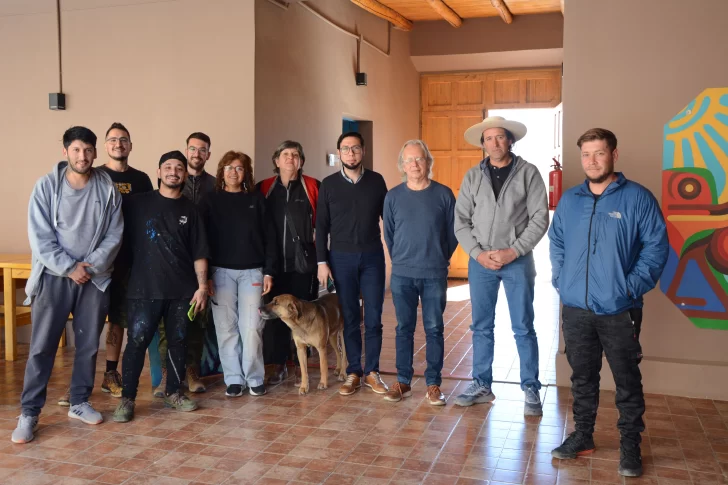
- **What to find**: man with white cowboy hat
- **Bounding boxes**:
[453,115,549,415]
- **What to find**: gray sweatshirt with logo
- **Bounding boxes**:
[454,155,549,260]
[25,161,123,303]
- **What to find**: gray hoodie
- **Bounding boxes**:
[454,155,549,259]
[25,161,123,304]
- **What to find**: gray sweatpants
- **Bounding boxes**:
[21,273,110,417]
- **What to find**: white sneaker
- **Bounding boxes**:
[11,415,39,444]
[68,402,103,425]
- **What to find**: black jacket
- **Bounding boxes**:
[257,177,320,274]
[183,171,216,205]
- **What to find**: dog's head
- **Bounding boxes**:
[258,294,304,325]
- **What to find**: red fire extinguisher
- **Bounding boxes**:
[549,157,562,210]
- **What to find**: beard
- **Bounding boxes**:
[67,159,92,175]
[189,158,205,171]
[587,170,614,184]
[109,153,128,163]
[342,160,362,171]
[161,177,183,190]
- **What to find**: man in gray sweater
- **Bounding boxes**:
[13,126,123,443]
[453,116,549,415]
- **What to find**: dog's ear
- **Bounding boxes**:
[287,300,302,319]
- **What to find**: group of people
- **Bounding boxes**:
[12,116,668,479]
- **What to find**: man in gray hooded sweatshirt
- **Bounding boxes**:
[453,116,549,415]
[12,126,123,444]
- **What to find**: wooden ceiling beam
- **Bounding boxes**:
[490,0,513,24]
[350,0,413,31]
[425,0,462,28]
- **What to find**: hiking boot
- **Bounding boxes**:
[164,391,198,412]
[101,370,123,398]
[226,384,244,397]
[58,388,71,407]
[551,431,596,459]
[384,382,412,402]
[113,397,135,423]
[186,366,206,393]
[363,372,388,394]
[427,385,446,406]
[11,415,38,444]
[268,365,288,385]
[339,374,361,396]
[249,385,267,396]
[453,381,495,407]
[68,402,103,425]
[153,369,167,398]
[524,386,543,416]
[618,445,643,477]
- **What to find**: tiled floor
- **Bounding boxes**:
[1,273,728,484]
[1,350,728,485]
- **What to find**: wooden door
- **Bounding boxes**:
[423,110,484,278]
[420,68,562,279]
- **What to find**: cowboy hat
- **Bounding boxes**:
[464,116,527,148]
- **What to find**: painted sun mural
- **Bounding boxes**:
[660,87,728,330]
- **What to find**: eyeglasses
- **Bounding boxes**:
[403,157,426,165]
[105,137,130,145]
[224,166,245,173]
[339,145,362,155]
[187,146,208,155]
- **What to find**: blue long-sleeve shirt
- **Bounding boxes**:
[384,181,458,279]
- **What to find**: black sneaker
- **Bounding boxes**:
[551,431,596,459]
[225,384,244,397]
[249,384,267,396]
[618,445,642,477]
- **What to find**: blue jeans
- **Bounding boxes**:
[329,248,385,376]
[468,252,541,390]
[209,267,265,387]
[390,275,446,386]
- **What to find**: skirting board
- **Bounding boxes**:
[556,351,728,401]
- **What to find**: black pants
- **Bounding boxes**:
[562,306,644,446]
[122,299,189,400]
[263,271,317,365]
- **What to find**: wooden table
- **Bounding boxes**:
[0,254,32,361]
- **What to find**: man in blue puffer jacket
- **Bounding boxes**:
[549,128,668,478]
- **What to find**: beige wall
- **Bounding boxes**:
[560,0,728,399]
[410,13,563,57]
[0,0,255,253]
[254,0,420,188]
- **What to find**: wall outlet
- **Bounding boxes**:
[327,153,337,166]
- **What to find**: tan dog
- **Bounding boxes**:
[259,293,347,395]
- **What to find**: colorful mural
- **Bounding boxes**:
[660,87,728,330]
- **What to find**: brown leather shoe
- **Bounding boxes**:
[186,366,206,393]
[364,372,389,394]
[427,385,446,406]
[339,374,361,396]
[268,364,288,385]
[383,381,412,402]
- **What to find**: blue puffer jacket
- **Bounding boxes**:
[548,173,668,315]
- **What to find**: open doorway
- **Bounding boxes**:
[485,107,560,385]
[342,117,373,171]
[442,107,562,386]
